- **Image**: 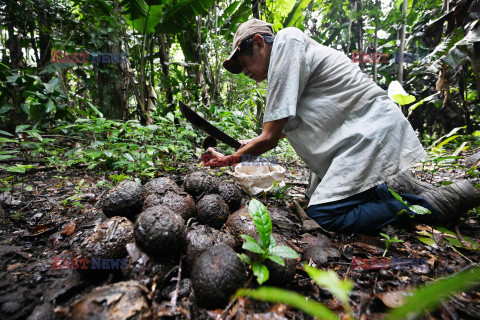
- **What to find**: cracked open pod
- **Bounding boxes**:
[233,163,286,195]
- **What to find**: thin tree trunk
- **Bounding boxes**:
[252,0,260,19]
[157,33,173,112]
[397,0,408,115]
[3,2,25,132]
[356,0,363,70]
[468,42,480,95]
[346,18,352,55]
[373,0,379,82]
[397,0,408,84]
[210,2,221,102]
[34,0,51,70]
[196,15,210,107]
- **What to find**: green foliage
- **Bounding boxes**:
[379,233,404,257]
[0,70,72,128]
[121,0,216,34]
[109,173,129,184]
[62,179,88,209]
[236,265,480,320]
[237,199,299,285]
[388,188,431,217]
[236,286,340,320]
[385,267,480,320]
[304,265,354,316]
[283,0,313,29]
[1,108,198,177]
[269,180,290,199]
[417,227,480,251]
[388,80,416,105]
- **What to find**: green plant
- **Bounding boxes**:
[236,264,353,319]
[236,266,480,320]
[269,180,290,199]
[237,199,299,285]
[388,188,431,217]
[62,179,88,209]
[10,211,27,219]
[0,175,15,192]
[379,233,404,257]
[109,173,128,184]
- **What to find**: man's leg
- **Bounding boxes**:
[306,183,438,234]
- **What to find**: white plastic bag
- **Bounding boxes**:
[233,163,286,195]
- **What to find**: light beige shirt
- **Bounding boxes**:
[264,27,426,205]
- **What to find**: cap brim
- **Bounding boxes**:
[223,48,242,74]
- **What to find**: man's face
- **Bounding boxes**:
[236,35,270,83]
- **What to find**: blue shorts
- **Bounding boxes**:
[306,183,438,234]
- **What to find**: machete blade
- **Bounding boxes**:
[179,101,241,150]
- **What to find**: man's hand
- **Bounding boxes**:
[238,139,252,149]
[202,148,238,167]
[202,118,287,167]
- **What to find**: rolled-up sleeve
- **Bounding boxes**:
[263,32,310,123]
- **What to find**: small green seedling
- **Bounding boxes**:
[388,188,431,217]
[270,180,291,199]
[62,179,88,209]
[380,233,404,257]
[109,173,128,184]
[237,199,299,284]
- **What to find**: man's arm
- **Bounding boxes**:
[203,117,287,167]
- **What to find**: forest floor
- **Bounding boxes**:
[1,157,480,320]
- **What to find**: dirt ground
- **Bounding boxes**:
[1,159,480,320]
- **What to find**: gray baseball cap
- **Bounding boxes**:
[223,19,274,74]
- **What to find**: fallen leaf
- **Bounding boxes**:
[376,290,409,308]
[7,262,23,271]
[61,221,75,236]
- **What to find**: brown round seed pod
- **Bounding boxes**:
[143,190,195,221]
[184,172,219,197]
[192,245,247,309]
[218,180,242,212]
[134,205,185,258]
[121,242,178,285]
[142,177,181,198]
[196,194,230,229]
[101,180,142,220]
[302,244,341,267]
[184,222,235,272]
[225,207,258,249]
[56,281,151,320]
[72,216,134,277]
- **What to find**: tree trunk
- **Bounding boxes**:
[96,14,127,120]
[373,0,379,82]
[209,3,221,102]
[346,17,352,55]
[373,24,378,82]
[196,15,210,107]
[252,0,260,19]
[34,0,52,70]
[96,63,126,120]
[397,0,408,84]
[157,33,173,112]
[3,1,26,133]
[356,0,363,70]
[468,42,480,95]
[397,0,408,115]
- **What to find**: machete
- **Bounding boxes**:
[179,101,241,150]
